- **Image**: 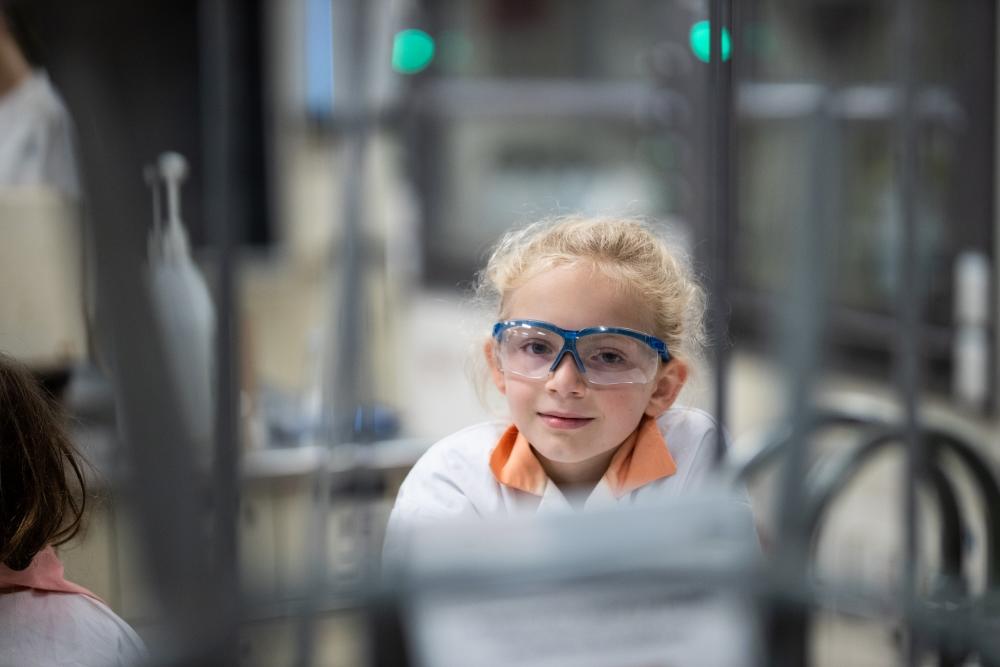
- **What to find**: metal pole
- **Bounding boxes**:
[327,0,375,446]
[297,0,376,663]
[199,0,242,662]
[40,3,229,660]
[893,0,924,664]
[708,0,733,465]
[762,13,847,666]
[764,99,840,667]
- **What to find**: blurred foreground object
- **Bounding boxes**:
[390,495,760,667]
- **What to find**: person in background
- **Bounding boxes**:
[0,2,79,196]
[0,354,146,666]
[0,1,87,400]
[385,215,753,555]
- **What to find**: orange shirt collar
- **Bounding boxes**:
[489,415,677,498]
[605,415,678,497]
[489,424,548,496]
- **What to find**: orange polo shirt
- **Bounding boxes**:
[489,415,677,498]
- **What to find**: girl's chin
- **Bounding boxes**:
[532,443,611,465]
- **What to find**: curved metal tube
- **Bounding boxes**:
[734,409,877,484]
[803,429,971,667]
[805,428,965,581]
[922,428,1000,590]
[734,404,1000,665]
[735,404,999,586]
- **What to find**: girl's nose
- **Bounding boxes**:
[545,354,587,395]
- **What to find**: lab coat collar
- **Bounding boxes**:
[489,415,677,502]
[0,546,104,603]
[535,477,618,513]
[489,424,548,496]
[605,415,678,497]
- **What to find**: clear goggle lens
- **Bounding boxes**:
[496,325,660,385]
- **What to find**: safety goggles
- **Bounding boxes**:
[492,319,671,386]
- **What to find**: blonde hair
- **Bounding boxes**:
[474,215,707,371]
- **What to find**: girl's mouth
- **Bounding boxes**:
[538,412,594,430]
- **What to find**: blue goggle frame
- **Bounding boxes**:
[491,319,671,377]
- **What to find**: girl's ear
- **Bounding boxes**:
[644,359,688,418]
[484,339,506,395]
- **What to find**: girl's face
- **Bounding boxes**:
[485,263,687,481]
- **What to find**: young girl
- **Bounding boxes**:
[0,354,146,665]
[386,216,738,538]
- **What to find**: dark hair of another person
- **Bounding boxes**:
[0,0,44,67]
[0,355,86,571]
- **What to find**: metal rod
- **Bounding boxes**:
[47,21,220,664]
[199,0,240,664]
[764,24,845,667]
[298,0,375,663]
[199,0,242,662]
[775,103,839,532]
[708,0,733,465]
[326,0,375,446]
[893,0,924,664]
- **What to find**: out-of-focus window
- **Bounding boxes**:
[400,0,995,406]
[404,0,712,282]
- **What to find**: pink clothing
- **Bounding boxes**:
[0,548,147,666]
[0,546,102,603]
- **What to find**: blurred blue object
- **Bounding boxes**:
[305,0,334,117]
[261,384,400,446]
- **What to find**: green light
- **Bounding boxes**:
[689,21,732,63]
[392,29,435,74]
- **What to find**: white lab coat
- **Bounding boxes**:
[385,407,759,667]
[0,71,80,196]
[0,590,147,666]
[0,71,86,368]
[385,406,749,558]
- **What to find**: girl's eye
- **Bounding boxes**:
[591,350,627,367]
[520,339,554,356]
